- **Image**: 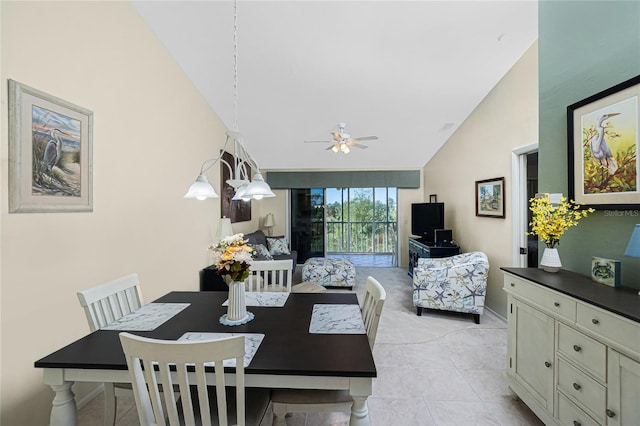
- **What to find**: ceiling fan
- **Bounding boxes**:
[304,122,378,154]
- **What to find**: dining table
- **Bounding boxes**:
[34,290,376,426]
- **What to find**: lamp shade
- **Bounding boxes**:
[264,213,275,228]
[184,174,218,200]
[218,217,234,240]
[624,224,640,257]
[243,173,276,200]
[232,183,251,201]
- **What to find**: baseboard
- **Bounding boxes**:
[76,383,104,410]
[484,306,506,323]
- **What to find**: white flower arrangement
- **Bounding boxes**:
[208,233,255,283]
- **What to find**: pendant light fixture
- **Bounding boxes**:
[185,0,275,201]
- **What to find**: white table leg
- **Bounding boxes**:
[349,377,372,426]
[350,395,370,425]
[50,381,77,426]
[43,369,77,426]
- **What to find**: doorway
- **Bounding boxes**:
[290,187,398,266]
[512,144,539,267]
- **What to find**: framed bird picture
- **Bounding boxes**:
[567,74,640,209]
[8,80,93,213]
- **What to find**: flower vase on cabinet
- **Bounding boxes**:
[540,247,562,273]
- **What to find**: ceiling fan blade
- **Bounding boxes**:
[331,132,345,141]
[326,144,337,151]
[351,136,378,141]
[349,143,368,149]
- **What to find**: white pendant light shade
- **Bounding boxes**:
[184,174,218,200]
[243,173,275,199]
[232,183,251,201]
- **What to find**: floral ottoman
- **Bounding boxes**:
[301,258,356,289]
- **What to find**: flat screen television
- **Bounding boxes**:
[411,202,444,243]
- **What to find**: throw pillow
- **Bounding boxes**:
[267,237,291,255]
[253,244,273,260]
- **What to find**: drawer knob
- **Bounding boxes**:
[573,421,581,426]
[592,318,600,325]
[510,282,515,287]
[573,345,582,352]
[544,361,551,368]
[573,382,581,391]
[606,409,615,418]
[554,302,560,307]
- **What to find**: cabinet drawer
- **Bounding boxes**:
[557,358,605,424]
[576,302,640,358]
[557,323,606,382]
[557,392,601,426]
[504,275,576,322]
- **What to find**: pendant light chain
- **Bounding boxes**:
[233,0,239,132]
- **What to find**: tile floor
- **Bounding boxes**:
[77,266,544,426]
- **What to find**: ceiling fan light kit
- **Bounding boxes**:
[305,122,378,154]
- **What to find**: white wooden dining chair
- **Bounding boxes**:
[77,273,144,426]
[271,276,386,425]
[246,259,293,292]
[119,332,271,426]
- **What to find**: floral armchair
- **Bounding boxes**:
[412,251,489,324]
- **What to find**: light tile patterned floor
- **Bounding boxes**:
[77,266,544,426]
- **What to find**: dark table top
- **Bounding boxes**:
[501,267,640,324]
[35,291,376,378]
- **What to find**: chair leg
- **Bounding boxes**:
[416,307,422,316]
[103,382,117,426]
[272,402,288,426]
[473,314,480,324]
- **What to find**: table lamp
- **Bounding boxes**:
[264,213,276,236]
[218,217,234,240]
[623,224,640,295]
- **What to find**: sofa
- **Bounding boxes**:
[243,230,297,270]
[412,251,489,324]
[200,230,297,291]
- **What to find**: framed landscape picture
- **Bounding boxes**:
[475,177,505,218]
[8,80,93,213]
[568,74,640,209]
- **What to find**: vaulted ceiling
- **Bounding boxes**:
[133,1,538,171]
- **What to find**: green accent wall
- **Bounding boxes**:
[539,1,640,288]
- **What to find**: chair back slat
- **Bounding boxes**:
[246,259,293,292]
[119,332,246,426]
[361,276,386,349]
[77,274,144,331]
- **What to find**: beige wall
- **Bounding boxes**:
[422,41,538,317]
[0,2,234,424]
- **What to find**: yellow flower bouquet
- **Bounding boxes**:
[208,233,255,283]
[528,196,594,248]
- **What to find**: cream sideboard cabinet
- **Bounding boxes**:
[501,268,640,426]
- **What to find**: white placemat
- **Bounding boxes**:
[222,292,290,307]
[309,304,366,334]
[178,332,265,367]
[102,303,190,331]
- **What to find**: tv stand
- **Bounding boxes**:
[408,237,460,277]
